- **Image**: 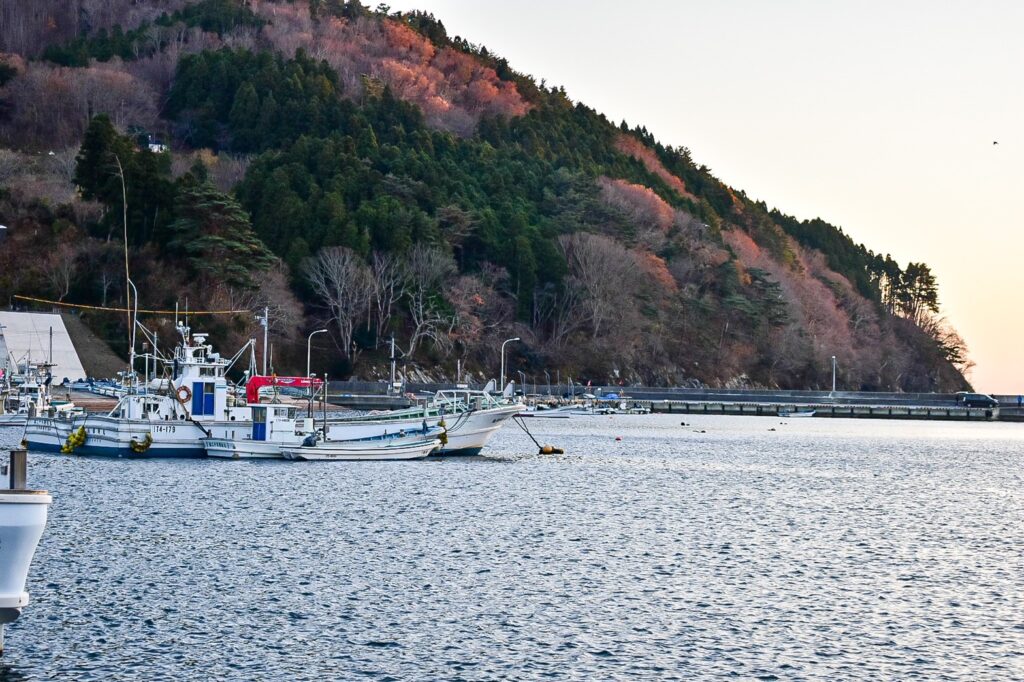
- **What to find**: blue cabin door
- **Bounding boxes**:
[252,407,267,441]
[191,382,203,415]
[203,383,215,415]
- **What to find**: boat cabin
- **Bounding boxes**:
[251,405,310,442]
[109,326,250,423]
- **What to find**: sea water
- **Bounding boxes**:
[0,415,1021,679]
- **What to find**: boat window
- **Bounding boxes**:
[253,407,266,424]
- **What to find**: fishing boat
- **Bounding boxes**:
[281,436,441,461]
[328,387,522,456]
[0,363,81,428]
[202,392,445,459]
[24,324,253,457]
[202,404,309,459]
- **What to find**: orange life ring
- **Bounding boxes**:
[176,384,192,404]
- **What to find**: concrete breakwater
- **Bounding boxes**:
[388,382,1023,422]
[649,401,999,421]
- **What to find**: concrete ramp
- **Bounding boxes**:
[0,311,87,381]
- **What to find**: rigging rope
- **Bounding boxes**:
[12,295,250,316]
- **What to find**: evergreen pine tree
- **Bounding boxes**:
[168,181,276,289]
[229,81,260,151]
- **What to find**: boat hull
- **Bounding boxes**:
[282,438,440,461]
[203,438,282,459]
[25,415,251,458]
[328,404,521,456]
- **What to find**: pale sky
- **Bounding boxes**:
[388,0,1024,393]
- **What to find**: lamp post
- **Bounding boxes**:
[544,370,551,396]
[307,329,328,380]
[831,355,837,393]
[256,307,269,375]
[499,337,521,390]
[306,329,328,417]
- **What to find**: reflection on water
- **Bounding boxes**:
[0,415,1022,680]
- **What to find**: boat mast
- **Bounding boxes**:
[114,154,138,392]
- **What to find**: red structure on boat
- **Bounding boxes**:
[245,375,324,404]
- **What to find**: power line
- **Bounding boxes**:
[12,295,251,316]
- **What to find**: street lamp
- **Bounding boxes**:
[307,329,329,379]
[256,307,270,376]
[499,337,521,390]
[831,355,837,393]
[544,370,551,396]
[307,329,328,418]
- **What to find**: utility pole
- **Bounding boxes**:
[390,336,397,393]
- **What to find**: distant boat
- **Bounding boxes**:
[779,408,816,418]
[518,404,574,419]
[1,362,82,428]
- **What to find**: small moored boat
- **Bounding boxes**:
[779,408,816,418]
[281,436,441,461]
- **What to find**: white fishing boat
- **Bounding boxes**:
[281,436,441,461]
[329,388,522,456]
[517,404,574,419]
[203,383,444,459]
[25,324,253,457]
[202,402,314,459]
[0,363,81,428]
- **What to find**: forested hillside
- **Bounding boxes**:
[0,0,971,390]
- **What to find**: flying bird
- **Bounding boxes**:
[993,141,999,145]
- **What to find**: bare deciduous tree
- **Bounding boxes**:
[46,241,79,302]
[367,251,406,346]
[304,247,372,359]
[403,247,456,357]
[559,233,639,340]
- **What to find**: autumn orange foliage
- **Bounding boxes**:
[724,228,857,366]
[614,134,695,200]
[254,5,530,135]
[637,252,678,293]
[598,177,675,232]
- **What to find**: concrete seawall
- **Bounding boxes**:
[649,401,998,421]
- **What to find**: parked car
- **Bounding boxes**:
[955,392,999,408]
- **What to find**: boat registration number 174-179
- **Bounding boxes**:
[153,425,177,434]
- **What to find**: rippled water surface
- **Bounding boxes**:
[1,415,1023,679]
